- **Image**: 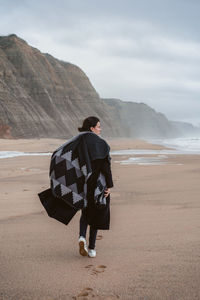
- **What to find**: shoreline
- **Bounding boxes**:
[0,137,171,152]
[1,138,200,163]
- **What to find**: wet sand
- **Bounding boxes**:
[1,138,200,300]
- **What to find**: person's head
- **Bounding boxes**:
[78,116,101,135]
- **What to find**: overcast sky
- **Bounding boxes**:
[1,0,200,126]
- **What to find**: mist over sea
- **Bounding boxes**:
[146,137,200,154]
[111,137,200,165]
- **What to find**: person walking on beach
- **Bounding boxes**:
[78,116,114,257]
[38,116,113,258]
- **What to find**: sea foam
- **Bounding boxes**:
[0,151,52,159]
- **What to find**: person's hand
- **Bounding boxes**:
[104,188,110,198]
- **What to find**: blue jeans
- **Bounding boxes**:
[79,209,98,249]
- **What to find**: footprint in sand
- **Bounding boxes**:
[85,264,93,269]
[96,234,103,240]
[74,287,95,299]
[92,265,107,275]
[85,264,107,276]
[73,287,120,300]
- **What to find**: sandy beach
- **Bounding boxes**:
[1,138,200,300]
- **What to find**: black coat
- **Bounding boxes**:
[38,155,113,230]
[83,156,113,230]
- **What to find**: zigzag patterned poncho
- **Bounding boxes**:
[49,131,110,210]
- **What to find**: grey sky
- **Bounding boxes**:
[1,0,200,126]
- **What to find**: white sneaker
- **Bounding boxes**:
[78,236,88,256]
[88,249,96,258]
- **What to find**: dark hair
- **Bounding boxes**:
[78,116,100,132]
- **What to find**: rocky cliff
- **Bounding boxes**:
[101,98,178,138]
[171,121,200,137]
[0,34,199,139]
[0,34,120,139]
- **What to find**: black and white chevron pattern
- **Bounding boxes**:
[49,132,107,210]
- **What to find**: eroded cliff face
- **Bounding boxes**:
[101,98,178,138]
[0,34,120,138]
